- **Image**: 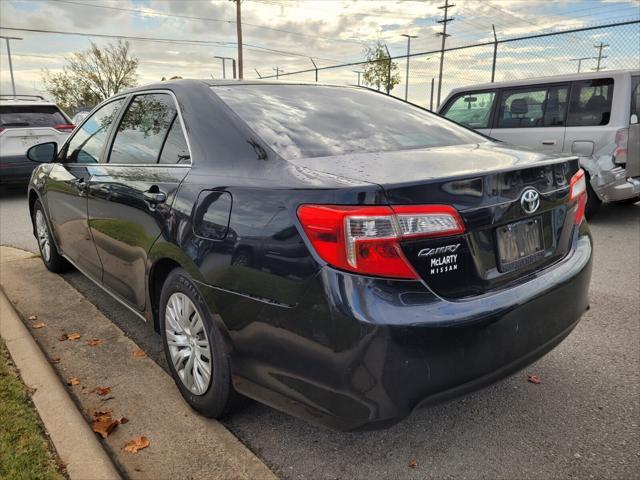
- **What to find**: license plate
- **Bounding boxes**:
[497,217,544,271]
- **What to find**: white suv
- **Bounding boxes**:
[439,69,640,217]
[0,95,74,185]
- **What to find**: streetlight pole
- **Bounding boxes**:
[214,56,227,79]
[401,33,418,101]
[1,36,22,98]
[352,70,362,86]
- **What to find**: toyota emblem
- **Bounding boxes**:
[521,188,540,214]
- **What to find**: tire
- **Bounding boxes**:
[160,268,235,418]
[31,199,70,273]
[584,178,602,220]
[611,196,640,206]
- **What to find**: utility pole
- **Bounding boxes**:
[490,24,498,82]
[353,70,362,86]
[273,66,281,79]
[230,0,244,79]
[570,56,595,73]
[436,0,454,108]
[1,36,22,98]
[401,33,418,101]
[593,42,609,71]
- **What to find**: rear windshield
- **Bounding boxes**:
[214,85,484,159]
[0,105,67,129]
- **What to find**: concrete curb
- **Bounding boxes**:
[0,289,122,480]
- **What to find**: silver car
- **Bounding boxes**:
[439,69,640,217]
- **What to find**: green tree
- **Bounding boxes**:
[362,41,401,94]
[42,41,138,114]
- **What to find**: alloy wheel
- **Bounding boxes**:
[165,292,212,395]
[35,209,51,263]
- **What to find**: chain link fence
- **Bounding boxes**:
[260,20,640,110]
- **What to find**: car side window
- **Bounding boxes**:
[567,78,614,127]
[109,93,177,165]
[159,116,190,164]
[498,87,548,128]
[631,76,639,118]
[441,91,496,129]
[64,99,124,164]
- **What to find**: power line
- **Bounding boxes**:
[50,0,365,47]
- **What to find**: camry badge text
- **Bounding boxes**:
[417,243,461,257]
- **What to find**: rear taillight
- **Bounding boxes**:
[613,128,628,165]
[570,169,587,225]
[54,124,75,132]
[297,204,465,279]
[0,127,5,134]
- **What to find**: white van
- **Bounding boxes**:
[438,70,640,217]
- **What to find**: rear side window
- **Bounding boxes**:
[441,91,496,128]
[109,93,177,165]
[214,85,483,160]
[159,117,190,164]
[0,105,67,129]
[64,99,124,164]
[567,78,614,127]
[497,85,568,128]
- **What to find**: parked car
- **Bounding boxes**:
[26,80,592,431]
[438,69,640,217]
[71,110,91,125]
[0,95,74,185]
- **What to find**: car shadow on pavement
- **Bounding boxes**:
[587,202,639,227]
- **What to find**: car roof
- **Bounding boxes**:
[0,94,58,107]
[445,69,640,96]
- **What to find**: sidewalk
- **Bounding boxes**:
[0,246,277,480]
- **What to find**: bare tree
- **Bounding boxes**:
[43,41,138,113]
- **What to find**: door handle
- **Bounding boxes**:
[143,190,166,204]
[542,140,556,145]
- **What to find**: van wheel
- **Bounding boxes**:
[31,200,70,273]
[611,196,640,206]
[160,268,236,418]
[584,179,601,220]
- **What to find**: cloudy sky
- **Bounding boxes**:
[1,0,639,107]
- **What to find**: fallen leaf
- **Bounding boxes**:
[123,436,149,454]
[28,315,38,321]
[67,332,81,341]
[95,387,111,396]
[32,322,47,329]
[91,411,119,439]
[119,417,129,424]
[87,338,101,346]
[408,459,418,469]
[50,357,61,364]
[67,377,80,386]
[132,350,146,358]
[527,374,541,385]
[58,334,68,341]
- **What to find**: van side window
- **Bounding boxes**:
[631,76,639,118]
[441,91,495,128]
[497,85,568,129]
[567,78,614,127]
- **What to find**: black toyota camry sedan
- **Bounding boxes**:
[26,80,592,430]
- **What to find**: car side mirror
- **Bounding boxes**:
[27,142,57,163]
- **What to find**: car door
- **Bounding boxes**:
[490,84,568,153]
[87,92,190,310]
[626,74,640,178]
[46,98,125,280]
[439,90,497,137]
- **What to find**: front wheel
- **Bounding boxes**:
[32,199,70,273]
[160,268,236,418]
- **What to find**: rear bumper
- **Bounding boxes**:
[0,155,37,183]
[592,167,640,201]
[208,225,593,431]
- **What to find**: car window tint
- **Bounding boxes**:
[567,78,614,127]
[1,105,67,129]
[442,91,496,128]
[542,85,568,127]
[498,88,548,128]
[64,99,124,164]
[631,76,640,118]
[214,85,483,160]
[109,93,177,165]
[159,116,190,164]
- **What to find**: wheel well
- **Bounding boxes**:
[28,190,39,233]
[149,258,181,332]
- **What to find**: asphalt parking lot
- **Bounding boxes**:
[1,184,638,479]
